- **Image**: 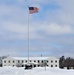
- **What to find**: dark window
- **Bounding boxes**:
[47,60,48,62]
[55,65,57,67]
[8,61,10,63]
[51,60,53,63]
[18,60,20,63]
[34,65,36,67]
[22,65,24,67]
[4,61,6,63]
[41,60,43,63]
[30,60,31,62]
[13,65,14,67]
[13,61,15,63]
[25,60,27,63]
[34,60,36,62]
[38,65,40,67]
[55,60,57,63]
[51,65,53,67]
[38,60,40,63]
[22,60,24,63]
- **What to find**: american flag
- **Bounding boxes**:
[29,7,39,14]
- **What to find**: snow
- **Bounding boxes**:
[10,56,58,60]
[11,57,50,60]
[0,67,74,75]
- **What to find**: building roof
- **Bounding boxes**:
[12,57,49,60]
[3,56,59,61]
[11,56,58,60]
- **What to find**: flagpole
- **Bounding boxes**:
[28,6,30,64]
[27,6,39,64]
[24,0,30,64]
[25,0,39,65]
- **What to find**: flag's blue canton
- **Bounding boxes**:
[29,7,34,10]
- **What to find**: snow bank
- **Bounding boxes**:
[0,67,74,75]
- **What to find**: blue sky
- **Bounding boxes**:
[0,0,74,57]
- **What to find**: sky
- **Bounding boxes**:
[0,0,74,58]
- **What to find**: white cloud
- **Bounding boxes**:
[40,23,73,35]
[0,48,19,56]
[0,0,74,37]
[0,0,74,57]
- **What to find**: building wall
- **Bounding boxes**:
[2,57,16,67]
[47,57,59,67]
[2,57,59,68]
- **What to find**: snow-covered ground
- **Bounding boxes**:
[0,67,74,75]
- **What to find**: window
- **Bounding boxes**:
[18,60,20,63]
[38,60,40,63]
[13,65,14,67]
[55,65,57,67]
[47,60,48,63]
[13,61,15,63]
[22,60,24,63]
[34,60,36,62]
[51,60,53,63]
[25,60,27,63]
[29,60,31,62]
[51,65,53,67]
[8,61,10,63]
[34,65,36,67]
[22,65,24,67]
[55,60,57,63]
[38,65,40,67]
[4,61,6,63]
[41,60,43,63]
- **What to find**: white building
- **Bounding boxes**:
[2,57,59,68]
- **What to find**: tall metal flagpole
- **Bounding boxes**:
[25,0,30,64]
[28,6,30,64]
[25,0,39,65]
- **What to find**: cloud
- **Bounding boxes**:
[40,23,73,35]
[0,48,19,56]
[0,0,74,57]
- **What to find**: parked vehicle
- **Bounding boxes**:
[25,64,32,69]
